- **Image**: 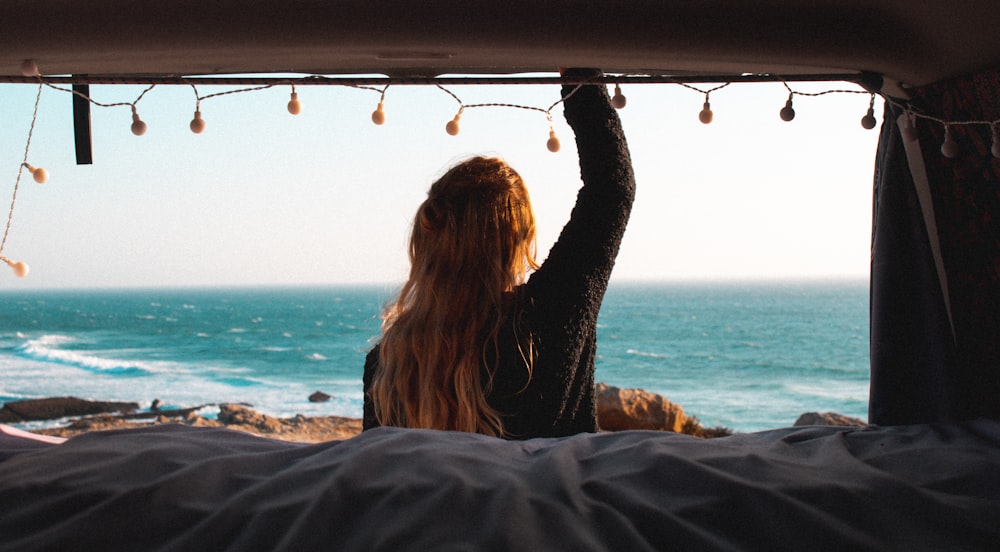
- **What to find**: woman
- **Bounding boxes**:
[363,73,635,439]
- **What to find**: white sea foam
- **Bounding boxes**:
[626,349,669,359]
[784,381,868,401]
[16,335,154,376]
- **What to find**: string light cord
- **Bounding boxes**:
[0,80,43,276]
[874,93,1000,157]
[435,82,582,113]
[883,99,1000,128]
[7,63,1000,278]
[186,82,276,133]
[43,81,156,110]
[435,83,582,150]
[46,82,158,135]
[782,81,872,98]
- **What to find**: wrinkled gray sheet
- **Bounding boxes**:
[1,421,999,551]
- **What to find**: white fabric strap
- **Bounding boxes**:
[899,113,957,343]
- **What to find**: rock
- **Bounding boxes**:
[308,391,332,403]
[66,414,117,431]
[596,383,688,432]
[30,404,363,443]
[217,403,284,433]
[0,397,140,423]
[126,404,213,420]
[794,412,866,427]
[189,416,218,428]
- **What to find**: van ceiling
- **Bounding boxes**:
[1,0,998,91]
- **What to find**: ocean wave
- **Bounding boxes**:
[784,382,868,402]
[306,353,327,361]
[15,335,152,377]
[215,376,265,387]
[625,349,669,359]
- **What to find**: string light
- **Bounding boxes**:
[861,94,877,129]
[780,84,882,132]
[669,81,728,124]
[190,109,206,133]
[130,106,147,136]
[880,96,1000,160]
[8,69,995,159]
[186,81,274,133]
[7,66,1000,277]
[370,101,385,124]
[4,258,29,277]
[434,83,574,152]
[446,108,463,136]
[940,125,959,158]
[699,97,714,124]
[546,127,561,152]
[187,85,206,133]
[779,93,796,121]
[19,59,38,77]
[611,84,627,109]
[1,79,44,278]
[41,82,158,137]
[287,86,302,115]
[22,163,48,184]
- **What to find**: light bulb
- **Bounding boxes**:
[779,98,795,122]
[698,101,713,124]
[940,125,959,158]
[287,92,302,115]
[861,108,877,130]
[23,163,47,184]
[6,259,29,278]
[446,113,461,136]
[131,111,147,136]
[546,129,560,153]
[190,110,206,134]
[611,84,627,109]
[20,59,38,77]
[371,101,386,125]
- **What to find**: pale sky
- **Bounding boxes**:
[0,78,881,289]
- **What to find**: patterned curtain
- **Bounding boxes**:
[869,67,1000,425]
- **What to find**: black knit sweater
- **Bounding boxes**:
[363,79,635,439]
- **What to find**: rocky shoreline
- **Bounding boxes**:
[0,398,364,443]
[2,384,864,442]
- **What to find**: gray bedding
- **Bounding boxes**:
[1,421,999,551]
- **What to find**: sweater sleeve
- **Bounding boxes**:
[526,74,636,320]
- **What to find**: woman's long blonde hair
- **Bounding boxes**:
[371,156,539,436]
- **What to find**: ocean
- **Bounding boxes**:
[0,280,870,433]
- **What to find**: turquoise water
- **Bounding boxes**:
[0,280,869,432]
